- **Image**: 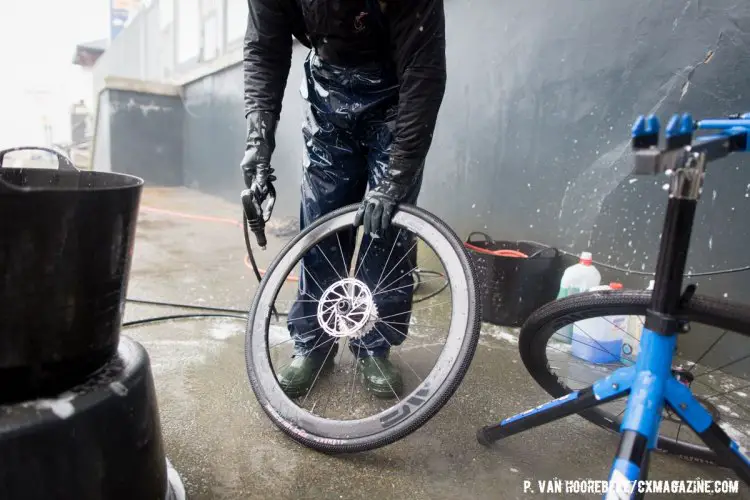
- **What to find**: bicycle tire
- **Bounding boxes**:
[245,204,481,453]
[519,289,750,467]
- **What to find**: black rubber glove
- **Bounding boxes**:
[240,110,279,205]
[242,159,276,205]
[354,158,423,237]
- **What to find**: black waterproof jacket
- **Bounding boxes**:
[243,0,446,170]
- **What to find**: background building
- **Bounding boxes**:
[86,0,750,332]
[68,38,108,167]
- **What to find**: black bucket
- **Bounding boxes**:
[0,146,143,402]
[464,232,565,327]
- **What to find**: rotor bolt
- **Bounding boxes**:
[612,383,619,390]
[679,403,687,410]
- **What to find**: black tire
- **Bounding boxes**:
[245,204,481,453]
[519,289,750,467]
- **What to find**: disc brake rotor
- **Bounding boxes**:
[316,278,378,339]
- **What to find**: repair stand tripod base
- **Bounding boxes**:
[477,364,750,485]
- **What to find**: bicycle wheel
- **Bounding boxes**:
[520,289,750,467]
[245,204,480,453]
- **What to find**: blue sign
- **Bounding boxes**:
[110,0,141,40]
[110,9,130,39]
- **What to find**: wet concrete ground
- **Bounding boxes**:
[124,188,750,500]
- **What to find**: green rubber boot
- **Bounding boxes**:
[277,352,335,398]
[359,356,403,399]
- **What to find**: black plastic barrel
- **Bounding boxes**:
[0,146,143,402]
[0,337,181,500]
[464,233,565,327]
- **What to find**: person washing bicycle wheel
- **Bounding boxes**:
[240,0,446,398]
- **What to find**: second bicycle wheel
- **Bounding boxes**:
[245,204,480,453]
[519,289,750,467]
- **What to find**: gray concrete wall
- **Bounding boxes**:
[180,53,307,204]
[93,87,184,186]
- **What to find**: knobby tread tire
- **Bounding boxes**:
[245,204,481,453]
[519,289,750,467]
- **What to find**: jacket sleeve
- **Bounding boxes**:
[243,0,293,164]
[386,0,447,175]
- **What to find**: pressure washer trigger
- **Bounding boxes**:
[263,184,277,223]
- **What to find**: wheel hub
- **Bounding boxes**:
[317,278,378,339]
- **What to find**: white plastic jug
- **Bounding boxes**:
[552,252,602,344]
[571,284,625,364]
[620,280,655,365]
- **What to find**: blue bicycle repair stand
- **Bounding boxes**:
[477,113,750,498]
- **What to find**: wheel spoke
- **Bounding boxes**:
[374,228,402,289]
[379,320,439,355]
[354,237,374,279]
[314,243,344,281]
[375,265,419,295]
[687,330,728,374]
[301,267,326,295]
[549,325,622,361]
[693,378,750,417]
[376,275,446,297]
[381,320,445,330]
[349,342,362,415]
[703,382,750,401]
[275,335,335,376]
[373,326,424,383]
[270,325,322,350]
[694,353,750,379]
[302,339,338,405]
[274,298,320,304]
[336,232,350,278]
[292,305,334,323]
[368,354,401,402]
[378,301,452,321]
[373,241,418,293]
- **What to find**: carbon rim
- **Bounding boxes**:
[245,205,479,449]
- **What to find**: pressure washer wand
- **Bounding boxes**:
[241,188,269,249]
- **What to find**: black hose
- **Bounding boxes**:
[415,270,450,302]
[126,298,247,314]
[411,269,422,294]
[552,246,750,278]
[243,211,279,321]
[122,313,247,328]
[242,211,265,285]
